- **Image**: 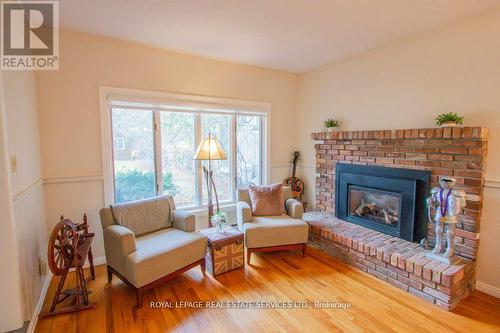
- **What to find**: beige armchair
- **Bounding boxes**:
[99,195,208,307]
[236,186,308,263]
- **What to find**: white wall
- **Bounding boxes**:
[0,70,47,330]
[36,30,299,260]
[297,9,500,291]
[0,71,24,332]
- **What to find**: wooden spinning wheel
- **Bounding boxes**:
[40,215,96,318]
[48,220,78,276]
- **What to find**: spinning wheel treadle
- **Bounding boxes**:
[40,215,97,318]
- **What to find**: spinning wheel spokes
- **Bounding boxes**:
[48,220,78,276]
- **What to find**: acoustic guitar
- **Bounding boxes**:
[283,151,305,202]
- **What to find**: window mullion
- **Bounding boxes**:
[260,116,264,185]
[153,110,163,196]
[230,115,237,202]
[195,113,202,208]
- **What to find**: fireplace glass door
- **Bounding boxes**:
[348,186,401,228]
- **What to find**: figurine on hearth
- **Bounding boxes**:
[426,176,466,264]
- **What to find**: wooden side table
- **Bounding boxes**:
[199,226,244,276]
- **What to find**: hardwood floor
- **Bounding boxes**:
[35,247,500,333]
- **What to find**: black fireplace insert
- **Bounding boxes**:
[335,164,430,242]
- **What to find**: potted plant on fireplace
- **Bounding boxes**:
[435,112,464,127]
[323,118,339,132]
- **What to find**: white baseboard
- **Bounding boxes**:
[476,281,500,299]
[26,273,52,333]
[88,256,107,267]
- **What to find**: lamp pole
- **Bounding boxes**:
[207,132,213,226]
[194,132,225,228]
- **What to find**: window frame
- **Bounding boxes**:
[99,86,271,209]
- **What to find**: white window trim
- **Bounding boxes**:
[99,86,271,208]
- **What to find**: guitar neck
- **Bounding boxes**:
[291,154,298,188]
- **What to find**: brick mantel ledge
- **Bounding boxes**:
[311,126,488,141]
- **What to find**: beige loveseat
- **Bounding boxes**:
[236,186,309,263]
[100,195,208,307]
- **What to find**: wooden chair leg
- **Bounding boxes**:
[137,288,144,308]
[247,249,252,264]
[200,258,206,275]
[302,243,307,257]
[107,266,114,282]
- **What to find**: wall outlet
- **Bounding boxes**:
[10,156,18,174]
[38,258,47,276]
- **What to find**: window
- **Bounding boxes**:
[103,89,269,208]
[112,108,156,203]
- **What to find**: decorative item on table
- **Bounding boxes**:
[435,112,464,127]
[193,132,228,227]
[40,214,96,317]
[211,211,227,233]
[425,176,466,264]
[323,118,339,132]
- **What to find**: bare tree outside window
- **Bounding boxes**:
[161,112,196,207]
[237,115,261,188]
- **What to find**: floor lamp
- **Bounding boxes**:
[193,133,227,227]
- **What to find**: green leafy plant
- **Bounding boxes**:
[115,169,177,203]
[212,211,227,222]
[323,118,339,128]
[435,113,464,126]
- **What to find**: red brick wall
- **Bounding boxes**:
[311,127,488,260]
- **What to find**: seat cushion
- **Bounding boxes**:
[124,228,208,287]
[243,216,309,249]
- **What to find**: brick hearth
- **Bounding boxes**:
[309,126,488,309]
[304,211,474,310]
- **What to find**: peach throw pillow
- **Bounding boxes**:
[248,183,286,216]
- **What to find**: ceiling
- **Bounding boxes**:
[58,0,500,73]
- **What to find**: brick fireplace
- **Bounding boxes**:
[304,127,488,309]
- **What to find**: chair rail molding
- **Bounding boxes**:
[44,175,103,185]
[13,177,44,204]
[485,179,500,189]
